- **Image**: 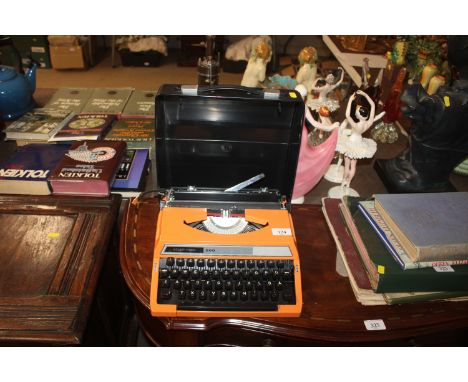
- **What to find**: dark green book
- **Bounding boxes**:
[44,88,94,113]
[342,196,468,293]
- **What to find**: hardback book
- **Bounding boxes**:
[121,90,156,118]
[359,200,468,270]
[4,108,74,141]
[340,196,468,293]
[49,140,126,196]
[49,113,115,142]
[111,149,149,197]
[0,143,70,195]
[80,87,134,115]
[43,88,94,113]
[374,193,468,263]
[322,198,466,305]
[104,118,155,149]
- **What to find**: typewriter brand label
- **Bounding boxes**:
[272,228,292,236]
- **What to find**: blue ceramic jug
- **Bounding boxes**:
[0,63,36,120]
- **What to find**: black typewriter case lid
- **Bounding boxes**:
[155,84,305,202]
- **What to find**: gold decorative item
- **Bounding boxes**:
[427,75,445,95]
[420,63,438,90]
[341,35,367,52]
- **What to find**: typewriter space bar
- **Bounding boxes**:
[177,303,278,311]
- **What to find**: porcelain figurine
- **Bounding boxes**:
[328,90,384,198]
[292,85,339,204]
[241,42,271,88]
[307,67,344,111]
[296,46,318,94]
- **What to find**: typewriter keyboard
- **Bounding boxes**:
[157,258,296,311]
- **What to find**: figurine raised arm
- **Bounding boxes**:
[329,90,385,198]
[308,67,344,112]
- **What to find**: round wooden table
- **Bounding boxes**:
[119,197,468,346]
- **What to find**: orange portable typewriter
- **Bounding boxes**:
[150,84,305,317]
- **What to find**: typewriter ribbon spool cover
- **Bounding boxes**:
[150,85,305,317]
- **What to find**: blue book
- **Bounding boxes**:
[111,149,149,196]
[0,143,70,195]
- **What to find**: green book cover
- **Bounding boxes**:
[105,118,154,149]
[81,87,134,114]
[122,90,156,117]
[44,88,94,113]
[344,196,468,293]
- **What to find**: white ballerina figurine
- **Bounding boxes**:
[241,42,272,88]
[308,67,345,112]
[328,90,385,198]
[296,46,318,94]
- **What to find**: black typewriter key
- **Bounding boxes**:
[209,291,217,301]
[220,291,228,301]
[267,260,275,268]
[183,280,191,290]
[174,280,182,290]
[186,258,195,267]
[237,259,246,268]
[217,259,226,268]
[229,291,238,301]
[170,269,179,278]
[203,280,213,290]
[247,260,255,268]
[214,280,223,290]
[252,270,261,280]
[196,258,205,267]
[257,260,266,268]
[227,259,236,268]
[235,281,243,291]
[225,281,233,290]
[176,258,185,267]
[159,268,169,279]
[260,291,269,301]
[245,281,253,291]
[199,290,207,301]
[188,290,197,300]
[192,280,202,290]
[262,270,270,280]
[221,270,231,280]
[265,281,274,291]
[207,259,216,268]
[270,291,279,301]
[283,292,293,302]
[160,289,172,300]
[232,270,241,280]
[272,270,280,280]
[160,279,171,289]
[282,270,292,281]
[180,269,190,279]
[276,261,284,268]
[178,290,186,300]
[165,257,175,267]
[241,270,250,280]
[250,290,259,301]
[212,270,220,279]
[276,281,284,291]
[201,270,210,279]
[255,281,263,290]
[240,291,248,301]
[191,269,200,279]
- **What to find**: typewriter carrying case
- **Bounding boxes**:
[155,85,305,202]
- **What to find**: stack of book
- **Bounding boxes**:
[322,193,468,305]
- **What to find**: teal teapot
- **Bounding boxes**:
[0,63,37,120]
